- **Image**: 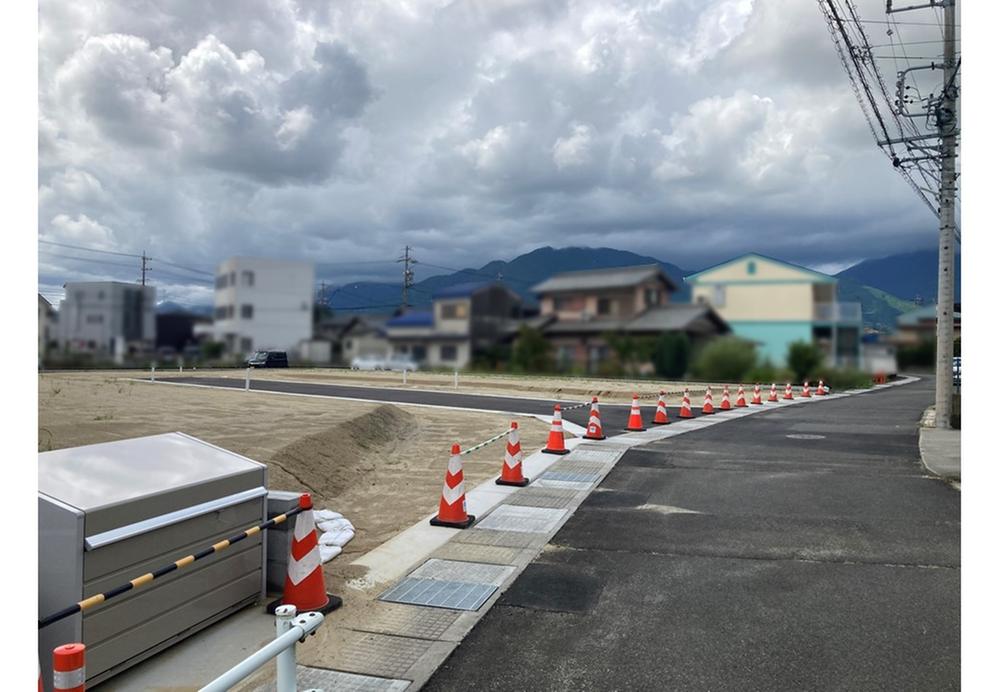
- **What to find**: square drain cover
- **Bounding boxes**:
[566,449,621,464]
[293,667,410,691]
[540,470,602,484]
[409,558,514,586]
[380,577,497,611]
[533,478,593,490]
[476,505,568,534]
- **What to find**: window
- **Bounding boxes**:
[441,303,468,319]
[440,344,458,361]
[241,338,253,352]
[597,298,614,315]
[242,270,255,287]
[230,271,236,285]
[85,314,103,324]
[97,291,106,300]
[216,274,228,289]
[554,296,584,311]
[644,288,661,307]
[215,306,227,319]
[241,304,254,319]
[713,285,726,306]
[747,261,757,275]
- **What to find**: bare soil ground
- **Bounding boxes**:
[160,365,755,404]
[37,372,550,598]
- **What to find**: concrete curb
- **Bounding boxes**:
[918,406,961,483]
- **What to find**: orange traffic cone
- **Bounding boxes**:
[542,404,570,454]
[816,379,827,395]
[751,383,763,405]
[431,444,476,527]
[768,383,779,402]
[720,385,732,411]
[702,386,715,414]
[680,388,694,418]
[783,383,794,400]
[497,421,529,487]
[625,394,646,431]
[584,397,606,440]
[652,390,670,425]
[280,493,340,612]
[736,385,748,408]
[801,380,812,398]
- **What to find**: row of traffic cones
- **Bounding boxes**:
[429,379,831,530]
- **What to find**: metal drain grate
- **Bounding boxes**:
[539,470,602,484]
[505,488,580,509]
[475,505,568,533]
[409,558,514,586]
[450,528,549,548]
[380,577,497,611]
[290,667,410,691]
[566,449,621,464]
[532,478,593,490]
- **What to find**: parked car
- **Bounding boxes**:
[385,356,418,372]
[246,350,289,368]
[350,355,386,371]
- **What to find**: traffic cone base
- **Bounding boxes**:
[430,513,477,527]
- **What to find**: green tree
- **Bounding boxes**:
[786,341,825,381]
[511,326,553,373]
[691,337,757,381]
[651,332,690,379]
[604,332,656,377]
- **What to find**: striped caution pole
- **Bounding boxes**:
[53,643,85,692]
[38,506,305,630]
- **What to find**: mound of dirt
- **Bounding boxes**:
[267,404,416,503]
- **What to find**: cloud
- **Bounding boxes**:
[38,0,943,302]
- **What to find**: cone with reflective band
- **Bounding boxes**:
[720,385,732,411]
[496,422,529,487]
[736,385,748,407]
[816,379,827,395]
[542,404,570,454]
[652,390,670,425]
[680,388,694,418]
[282,493,335,611]
[625,394,646,431]
[431,444,476,526]
[768,383,779,402]
[783,383,794,400]
[53,643,85,692]
[702,386,715,414]
[751,383,763,405]
[584,397,606,440]
[801,380,812,398]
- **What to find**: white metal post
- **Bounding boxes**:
[454,370,458,388]
[151,363,156,382]
[245,367,251,392]
[275,605,297,692]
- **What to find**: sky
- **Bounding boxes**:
[37,0,952,307]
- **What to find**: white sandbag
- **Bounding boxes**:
[319,528,355,548]
[313,509,343,522]
[317,517,354,533]
[319,544,342,563]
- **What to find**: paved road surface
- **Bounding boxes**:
[425,379,960,691]
[156,376,713,433]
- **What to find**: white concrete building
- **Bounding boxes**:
[212,257,315,357]
[57,281,156,358]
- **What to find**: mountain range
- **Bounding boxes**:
[159,245,959,332]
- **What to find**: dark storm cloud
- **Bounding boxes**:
[38,0,941,302]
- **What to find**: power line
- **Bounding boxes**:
[39,239,141,259]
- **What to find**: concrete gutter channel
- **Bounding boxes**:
[256,376,920,691]
[918,406,961,486]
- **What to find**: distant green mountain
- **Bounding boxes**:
[837,277,917,332]
[326,246,691,311]
[836,247,960,304]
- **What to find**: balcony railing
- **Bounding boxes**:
[814,302,862,323]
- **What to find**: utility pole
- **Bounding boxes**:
[140,251,150,286]
[934,0,958,429]
[883,0,959,429]
[397,246,416,309]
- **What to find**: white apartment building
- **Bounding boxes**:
[212,257,315,357]
[58,281,156,357]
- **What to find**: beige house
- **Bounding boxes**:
[529,264,729,372]
[685,253,862,367]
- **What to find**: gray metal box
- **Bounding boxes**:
[38,432,268,689]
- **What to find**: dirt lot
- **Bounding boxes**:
[37,371,551,598]
[160,365,755,405]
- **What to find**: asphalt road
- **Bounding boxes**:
[424,379,960,691]
[155,376,714,433]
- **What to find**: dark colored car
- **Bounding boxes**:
[246,350,289,368]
